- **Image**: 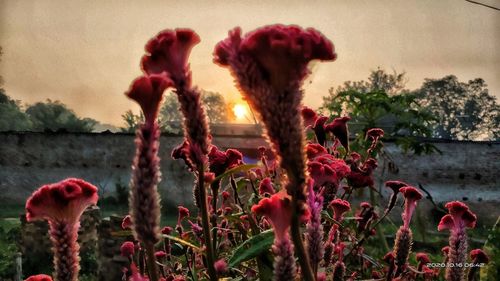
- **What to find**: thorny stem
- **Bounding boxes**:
[290,196,316,281]
[198,165,218,281]
[145,242,159,281]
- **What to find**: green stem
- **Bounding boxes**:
[290,199,316,281]
[198,166,218,281]
[145,242,160,281]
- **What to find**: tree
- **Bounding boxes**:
[25,100,98,132]
[120,110,144,133]
[160,90,231,124]
[0,91,32,131]
[332,67,408,96]
[414,76,500,140]
[322,69,437,154]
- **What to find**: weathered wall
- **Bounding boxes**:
[1,131,499,221]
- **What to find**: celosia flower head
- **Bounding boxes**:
[25,275,53,281]
[470,249,489,263]
[438,201,477,232]
[305,143,329,160]
[208,146,243,176]
[313,116,329,145]
[301,106,318,129]
[325,116,351,151]
[400,186,423,229]
[366,128,384,140]
[161,226,173,235]
[214,259,228,274]
[125,73,172,125]
[214,25,336,90]
[385,181,407,193]
[251,191,309,242]
[141,29,200,85]
[26,178,98,224]
[122,215,132,230]
[258,177,275,195]
[120,241,135,257]
[330,199,351,222]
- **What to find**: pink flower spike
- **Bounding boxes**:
[125,73,173,125]
[25,275,53,281]
[330,199,351,222]
[325,116,351,151]
[258,178,275,195]
[141,28,201,85]
[26,178,98,224]
[399,186,423,229]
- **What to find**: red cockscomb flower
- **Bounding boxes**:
[25,275,53,281]
[438,201,477,281]
[325,116,350,151]
[259,177,275,195]
[125,73,173,125]
[141,29,200,85]
[252,191,309,242]
[330,199,351,222]
[26,178,98,281]
[121,241,135,257]
[122,215,132,230]
[208,146,243,176]
[400,186,423,229]
[26,178,98,224]
[301,106,318,129]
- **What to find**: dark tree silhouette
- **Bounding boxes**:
[414,75,499,141]
[26,100,97,132]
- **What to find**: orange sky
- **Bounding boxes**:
[1,0,499,126]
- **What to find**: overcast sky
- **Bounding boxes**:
[0,0,499,126]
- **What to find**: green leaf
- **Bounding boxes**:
[213,164,259,182]
[162,234,202,252]
[228,229,275,267]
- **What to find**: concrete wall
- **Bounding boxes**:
[1,131,499,221]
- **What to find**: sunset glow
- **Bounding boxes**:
[233,103,248,120]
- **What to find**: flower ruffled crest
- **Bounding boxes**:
[215,24,336,90]
[325,116,350,151]
[26,178,98,224]
[251,191,309,242]
[400,186,423,229]
[330,199,351,222]
[125,73,173,125]
[141,29,201,85]
[25,275,53,281]
[438,201,477,232]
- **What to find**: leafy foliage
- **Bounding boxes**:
[414,75,500,140]
[26,99,98,132]
[0,90,32,131]
[321,69,438,154]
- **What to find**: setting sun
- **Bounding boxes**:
[233,103,248,120]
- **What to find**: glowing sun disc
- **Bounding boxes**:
[233,104,248,120]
